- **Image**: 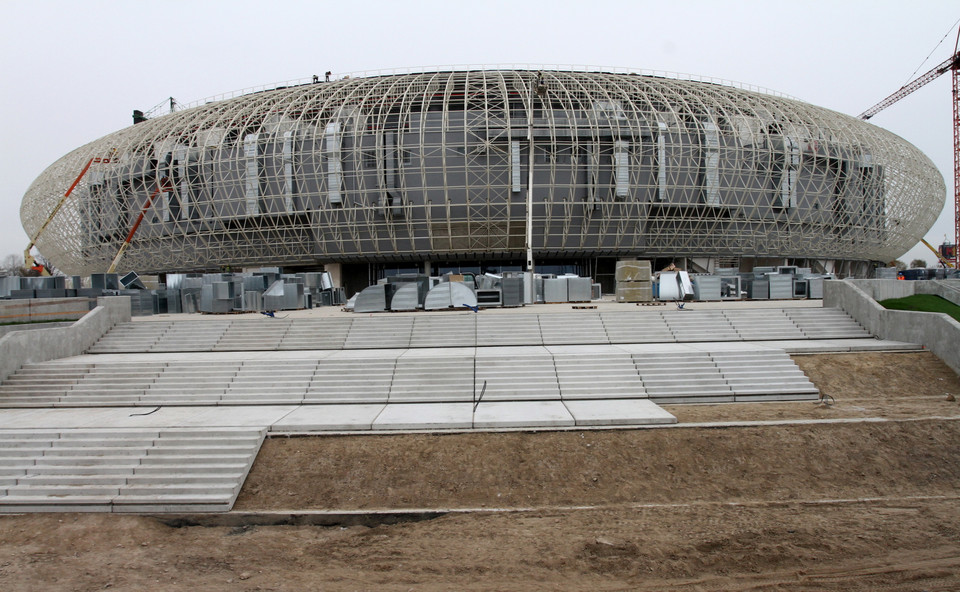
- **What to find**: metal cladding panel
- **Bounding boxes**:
[746,279,769,299]
[768,275,794,299]
[501,277,524,307]
[424,282,477,310]
[90,274,120,291]
[282,283,301,310]
[657,272,681,300]
[543,278,568,303]
[808,277,825,299]
[0,276,18,297]
[567,277,593,302]
[199,284,214,312]
[692,275,722,301]
[390,282,420,311]
[212,282,231,300]
[353,284,387,313]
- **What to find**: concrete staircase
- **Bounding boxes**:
[538,313,608,344]
[0,306,873,515]
[662,310,740,342]
[0,427,264,513]
[280,318,352,350]
[631,349,820,404]
[784,308,872,339]
[553,352,647,399]
[85,308,872,353]
[475,351,561,401]
[633,352,734,404]
[710,350,819,401]
[306,358,396,404]
[724,309,807,341]
[0,344,821,409]
[476,315,542,346]
[389,355,474,403]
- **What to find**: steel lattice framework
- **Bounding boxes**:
[21,68,946,276]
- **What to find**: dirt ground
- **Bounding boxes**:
[1,351,960,591]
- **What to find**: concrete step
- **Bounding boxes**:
[709,350,819,401]
[81,308,877,355]
[600,312,674,344]
[0,427,265,513]
[410,316,477,348]
[476,316,542,346]
[538,314,609,345]
[475,354,560,401]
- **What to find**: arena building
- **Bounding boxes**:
[20,67,945,294]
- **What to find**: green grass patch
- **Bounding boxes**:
[879,294,960,323]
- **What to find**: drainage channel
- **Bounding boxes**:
[152,494,960,529]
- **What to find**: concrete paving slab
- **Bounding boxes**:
[685,342,773,353]
[372,403,474,430]
[474,345,551,357]
[0,409,53,428]
[562,399,677,426]
[544,344,623,355]
[270,404,385,432]
[0,408,143,429]
[472,401,575,429]
[612,343,699,355]
[132,405,295,428]
[324,349,407,360]
[398,347,476,359]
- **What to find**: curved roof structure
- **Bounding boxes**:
[21,68,945,275]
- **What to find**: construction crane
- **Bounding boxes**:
[920,237,956,268]
[859,26,960,268]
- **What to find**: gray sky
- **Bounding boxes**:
[1,0,957,268]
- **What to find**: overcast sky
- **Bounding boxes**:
[1,0,957,268]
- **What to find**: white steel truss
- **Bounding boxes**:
[20,68,945,275]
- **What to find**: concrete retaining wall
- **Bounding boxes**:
[0,296,131,383]
[843,279,960,307]
[0,298,95,324]
[0,322,74,339]
[825,280,960,375]
[920,279,960,307]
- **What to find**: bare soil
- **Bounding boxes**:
[1,351,959,591]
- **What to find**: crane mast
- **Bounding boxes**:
[859,29,960,268]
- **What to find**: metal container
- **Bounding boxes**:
[692,275,721,301]
[501,277,523,307]
[90,273,120,290]
[807,277,825,299]
[745,279,769,299]
[567,277,593,302]
[543,278,568,303]
[476,289,502,307]
[768,275,793,299]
